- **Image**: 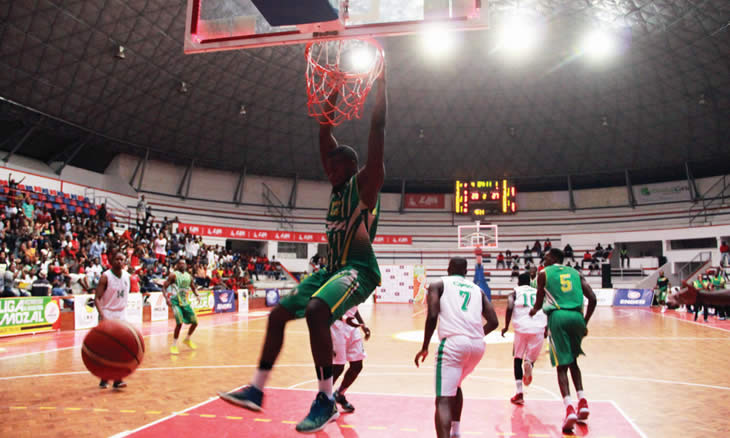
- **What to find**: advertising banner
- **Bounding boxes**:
[0,296,61,337]
[413,265,428,303]
[404,194,445,209]
[237,289,249,314]
[593,289,616,307]
[613,289,654,307]
[179,223,411,245]
[375,265,414,303]
[214,290,236,313]
[265,289,280,307]
[126,293,144,325]
[635,181,691,204]
[150,292,169,321]
[74,294,99,330]
[189,290,215,316]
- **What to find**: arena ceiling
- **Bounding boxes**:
[0,0,728,192]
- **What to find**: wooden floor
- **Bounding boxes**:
[1,304,729,437]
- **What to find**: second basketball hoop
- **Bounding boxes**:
[305,38,385,126]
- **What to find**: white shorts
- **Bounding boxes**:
[435,336,485,397]
[331,320,366,365]
[100,309,127,322]
[513,332,545,363]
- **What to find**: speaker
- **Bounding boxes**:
[601,263,612,288]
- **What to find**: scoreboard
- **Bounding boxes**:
[455,180,517,215]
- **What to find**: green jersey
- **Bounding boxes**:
[543,264,584,314]
[711,275,725,289]
[325,174,381,279]
[530,276,538,289]
[656,276,669,292]
[170,270,193,306]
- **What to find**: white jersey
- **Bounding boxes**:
[512,285,547,334]
[97,270,131,313]
[438,276,484,341]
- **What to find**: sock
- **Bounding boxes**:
[172,338,178,346]
[316,366,334,399]
[451,421,460,436]
[184,335,191,341]
[515,380,523,394]
[563,396,573,408]
[577,390,586,400]
[252,361,273,390]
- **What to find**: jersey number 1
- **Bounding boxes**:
[459,290,471,311]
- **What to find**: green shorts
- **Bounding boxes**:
[547,309,586,367]
[657,288,668,303]
[171,298,197,325]
[280,266,379,324]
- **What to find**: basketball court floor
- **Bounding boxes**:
[1,303,729,437]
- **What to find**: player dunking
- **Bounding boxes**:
[415,257,499,438]
[331,306,370,412]
[529,248,597,433]
[163,259,199,354]
[219,64,387,433]
[94,251,131,389]
[501,272,547,405]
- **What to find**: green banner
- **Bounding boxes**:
[0,296,61,337]
[187,290,215,316]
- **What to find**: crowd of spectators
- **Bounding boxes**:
[495,239,615,278]
[0,180,285,308]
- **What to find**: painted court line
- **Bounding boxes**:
[644,309,730,333]
[609,400,648,438]
[112,396,221,437]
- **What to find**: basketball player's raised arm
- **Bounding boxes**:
[481,292,499,336]
[357,66,387,209]
[414,280,442,367]
[501,293,515,337]
[94,274,108,320]
[580,277,597,325]
[529,272,547,317]
[318,90,339,174]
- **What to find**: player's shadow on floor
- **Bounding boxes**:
[495,405,585,438]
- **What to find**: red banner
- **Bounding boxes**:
[404,193,445,209]
[179,223,411,245]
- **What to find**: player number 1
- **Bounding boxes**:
[459,290,471,311]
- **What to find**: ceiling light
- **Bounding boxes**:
[419,128,425,139]
[239,104,247,116]
[581,30,616,61]
[601,116,609,127]
[179,81,188,93]
[348,46,376,73]
[698,94,706,105]
[115,45,125,59]
[421,25,455,57]
[497,14,538,55]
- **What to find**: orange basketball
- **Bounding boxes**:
[82,320,145,381]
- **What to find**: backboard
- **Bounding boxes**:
[457,222,498,249]
[184,0,488,53]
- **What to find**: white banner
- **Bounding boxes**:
[74,294,99,330]
[585,289,616,307]
[374,265,414,303]
[126,293,143,325]
[150,292,169,321]
[237,289,249,314]
[635,181,691,204]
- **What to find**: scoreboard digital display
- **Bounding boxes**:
[455,180,517,215]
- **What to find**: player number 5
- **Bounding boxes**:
[559,274,572,292]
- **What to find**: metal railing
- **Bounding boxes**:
[689,174,729,225]
[676,251,712,283]
[262,183,293,230]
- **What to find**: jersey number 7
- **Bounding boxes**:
[459,290,471,311]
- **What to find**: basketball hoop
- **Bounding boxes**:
[305,38,385,126]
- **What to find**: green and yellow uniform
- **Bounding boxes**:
[542,264,586,367]
[530,275,538,289]
[656,276,669,303]
[710,275,725,290]
[170,270,197,325]
[280,175,381,323]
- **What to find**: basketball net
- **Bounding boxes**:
[305,38,384,126]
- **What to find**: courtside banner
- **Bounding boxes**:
[265,289,280,307]
[237,289,249,314]
[593,289,616,307]
[150,292,169,321]
[613,289,654,307]
[126,293,144,324]
[413,265,428,303]
[74,294,99,330]
[0,296,61,337]
[179,223,411,245]
[188,290,215,316]
[214,290,236,313]
[374,265,413,303]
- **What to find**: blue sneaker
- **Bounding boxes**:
[218,385,264,412]
[295,392,339,433]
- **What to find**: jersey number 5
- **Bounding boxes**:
[459,290,471,311]
[559,274,572,293]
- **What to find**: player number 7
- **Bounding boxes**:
[459,290,471,311]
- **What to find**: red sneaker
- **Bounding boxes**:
[577,398,590,421]
[510,393,524,405]
[522,360,533,386]
[562,405,577,432]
